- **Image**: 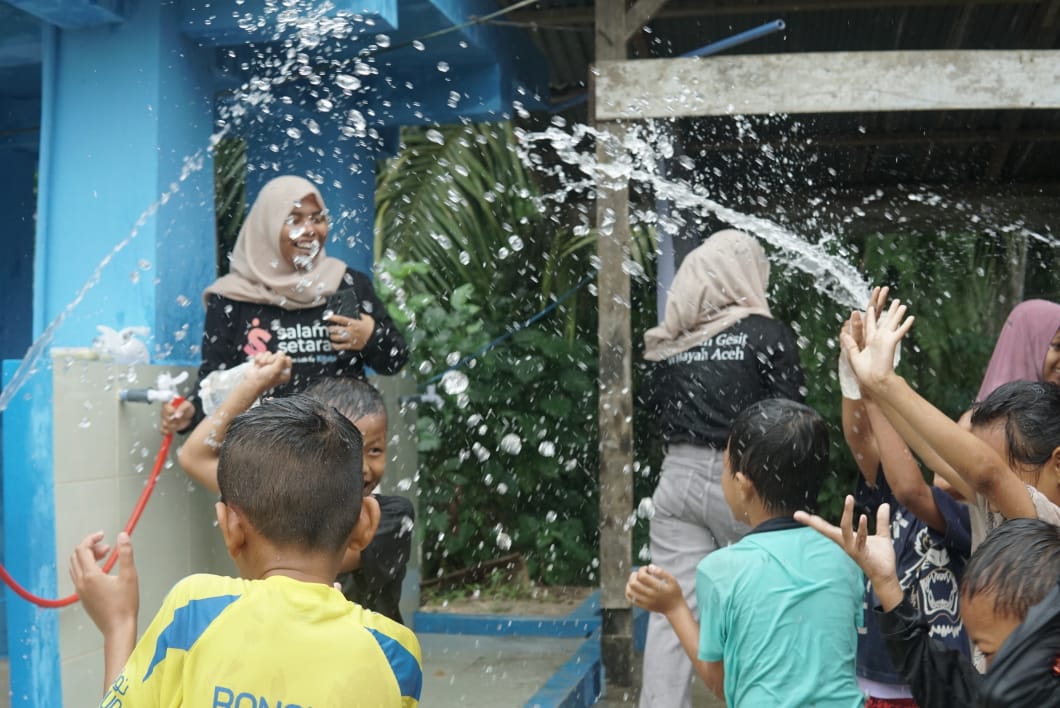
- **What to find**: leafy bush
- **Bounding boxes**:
[377,258,601,584]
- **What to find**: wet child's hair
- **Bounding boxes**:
[970,381,1060,479]
[217,394,364,553]
[306,377,387,424]
[726,398,828,514]
[960,518,1060,620]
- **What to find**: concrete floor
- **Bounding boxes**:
[593,659,725,707]
[421,634,587,706]
[419,631,726,707]
[0,659,8,708]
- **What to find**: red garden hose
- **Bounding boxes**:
[0,396,185,608]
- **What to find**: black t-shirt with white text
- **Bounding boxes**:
[646,315,805,447]
[191,268,407,419]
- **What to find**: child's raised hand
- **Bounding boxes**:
[625,565,683,615]
[69,531,139,637]
[242,352,292,394]
[839,287,893,400]
[795,496,904,611]
[866,285,890,317]
[840,297,913,391]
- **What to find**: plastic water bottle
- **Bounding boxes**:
[199,361,254,416]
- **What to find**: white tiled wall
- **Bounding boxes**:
[51,357,230,707]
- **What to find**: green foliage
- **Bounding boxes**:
[213,138,247,276]
[376,121,596,326]
[375,122,613,585]
[376,256,600,585]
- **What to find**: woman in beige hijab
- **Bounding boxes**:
[637,229,805,708]
[161,176,407,433]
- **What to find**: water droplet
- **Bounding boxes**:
[78,418,91,429]
[316,98,334,113]
[426,129,445,145]
[412,40,425,51]
[335,73,362,92]
[375,34,391,48]
[538,441,555,457]
[500,434,522,455]
[437,61,450,73]
[472,442,491,462]
[445,351,461,366]
[495,531,512,551]
[545,510,558,523]
[441,370,469,395]
[286,127,302,140]
[637,497,655,519]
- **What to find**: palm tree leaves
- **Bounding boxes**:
[376,122,546,314]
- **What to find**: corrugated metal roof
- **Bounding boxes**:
[495,0,1060,189]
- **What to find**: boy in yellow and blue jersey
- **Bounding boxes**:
[70,394,422,707]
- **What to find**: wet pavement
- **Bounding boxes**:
[415,591,725,707]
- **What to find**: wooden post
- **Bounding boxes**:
[594,0,634,689]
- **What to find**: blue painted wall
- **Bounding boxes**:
[0,153,36,660]
[240,98,379,276]
[35,3,215,357]
[0,3,43,661]
[2,360,59,706]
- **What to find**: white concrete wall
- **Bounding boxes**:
[51,357,229,706]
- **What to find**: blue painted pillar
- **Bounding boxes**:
[34,3,215,360]
[2,360,57,707]
[0,149,35,662]
[5,5,217,706]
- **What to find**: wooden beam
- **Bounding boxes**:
[508,0,1039,27]
[682,128,1060,154]
[594,0,635,690]
[594,50,1060,120]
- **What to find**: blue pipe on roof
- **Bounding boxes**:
[680,20,785,58]
[550,19,787,114]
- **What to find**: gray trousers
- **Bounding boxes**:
[638,444,748,708]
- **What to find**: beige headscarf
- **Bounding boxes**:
[204,175,348,309]
[644,229,773,361]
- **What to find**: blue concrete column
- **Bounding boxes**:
[0,149,35,661]
[34,2,216,361]
[5,5,217,706]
